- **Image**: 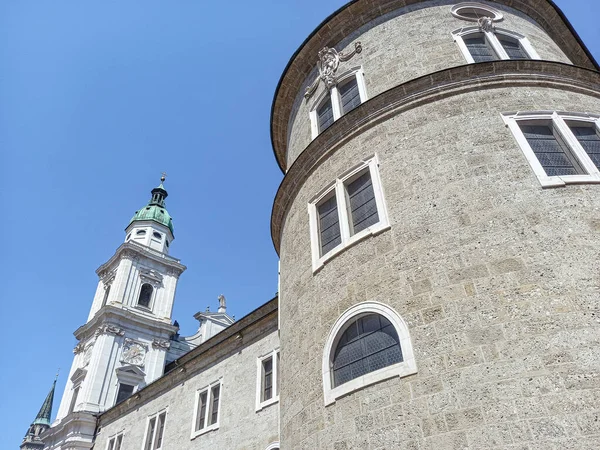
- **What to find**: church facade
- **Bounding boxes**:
[23,1,600,449]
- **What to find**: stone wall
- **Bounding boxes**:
[278,85,600,448]
[285,0,572,168]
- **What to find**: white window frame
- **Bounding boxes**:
[255,349,280,412]
[107,432,124,450]
[502,111,600,188]
[310,66,368,139]
[308,154,390,273]
[451,2,504,22]
[452,26,540,64]
[142,409,167,450]
[322,301,417,406]
[190,379,223,439]
[265,443,280,450]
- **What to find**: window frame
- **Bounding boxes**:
[309,67,368,139]
[190,379,223,439]
[452,26,540,64]
[322,301,417,406]
[107,432,124,450]
[502,111,600,187]
[136,283,154,310]
[142,409,167,450]
[255,349,280,412]
[308,155,390,273]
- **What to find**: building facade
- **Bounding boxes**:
[22,1,600,449]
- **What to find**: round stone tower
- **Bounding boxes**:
[271,1,600,448]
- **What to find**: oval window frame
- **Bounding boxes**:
[451,2,503,22]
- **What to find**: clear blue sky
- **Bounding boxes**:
[1,1,598,447]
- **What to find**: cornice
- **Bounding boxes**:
[96,241,186,279]
[270,60,600,254]
[74,305,177,342]
[270,0,600,172]
[97,297,278,426]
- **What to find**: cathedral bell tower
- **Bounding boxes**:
[46,176,186,450]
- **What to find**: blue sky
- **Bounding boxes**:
[1,1,598,447]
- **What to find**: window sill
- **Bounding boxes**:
[538,174,600,188]
[323,358,417,406]
[255,396,279,412]
[190,424,219,440]
[313,223,391,273]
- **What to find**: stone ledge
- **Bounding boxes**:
[270,60,600,254]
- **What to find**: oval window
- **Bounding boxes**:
[451,3,503,22]
[165,240,170,248]
[136,230,146,236]
[153,232,162,239]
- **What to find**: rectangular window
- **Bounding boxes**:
[143,411,166,450]
[192,380,222,438]
[115,383,135,405]
[68,386,80,414]
[107,434,123,450]
[256,350,280,411]
[309,155,390,272]
[503,111,600,187]
[310,68,367,139]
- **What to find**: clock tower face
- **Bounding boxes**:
[121,340,147,366]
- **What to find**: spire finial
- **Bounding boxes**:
[55,369,60,382]
[161,172,167,183]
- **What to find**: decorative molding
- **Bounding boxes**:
[139,267,163,285]
[121,338,148,367]
[152,339,170,350]
[95,324,125,337]
[73,343,84,354]
[100,268,117,286]
[304,42,362,99]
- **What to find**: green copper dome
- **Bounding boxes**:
[128,181,174,235]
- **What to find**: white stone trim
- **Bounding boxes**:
[322,301,417,406]
[452,26,540,64]
[190,378,223,439]
[106,432,124,450]
[255,349,280,412]
[451,2,504,22]
[308,154,390,273]
[141,408,167,450]
[310,66,368,139]
[502,111,600,188]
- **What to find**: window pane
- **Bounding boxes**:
[196,391,207,430]
[332,314,403,388]
[317,98,334,132]
[521,124,582,176]
[108,439,115,450]
[262,357,273,401]
[138,283,153,308]
[339,78,361,115]
[116,384,134,405]
[318,195,342,255]
[571,125,600,168]
[154,413,165,449]
[499,36,529,59]
[464,35,497,62]
[209,385,220,425]
[144,418,156,450]
[346,171,379,234]
[115,435,123,450]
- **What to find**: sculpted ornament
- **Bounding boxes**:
[73,343,84,354]
[95,324,125,337]
[152,339,170,350]
[121,339,148,366]
[478,17,495,32]
[304,42,363,99]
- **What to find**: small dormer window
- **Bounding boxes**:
[153,232,162,239]
[136,230,146,236]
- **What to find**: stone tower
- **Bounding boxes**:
[20,378,56,450]
[44,177,186,449]
[271,1,600,448]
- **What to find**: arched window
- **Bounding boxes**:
[322,302,417,405]
[138,283,153,308]
[453,27,540,64]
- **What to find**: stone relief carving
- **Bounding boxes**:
[152,339,170,350]
[478,17,495,32]
[304,42,363,99]
[95,324,125,337]
[73,342,84,354]
[121,339,148,366]
[140,267,163,285]
[100,268,117,286]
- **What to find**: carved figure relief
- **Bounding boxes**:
[478,17,495,32]
[152,339,170,350]
[305,42,363,99]
[139,267,163,285]
[121,339,148,366]
[95,324,125,337]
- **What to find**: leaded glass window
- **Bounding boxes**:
[464,34,496,62]
[570,124,600,168]
[520,124,582,176]
[317,98,334,133]
[339,78,361,115]
[345,170,379,235]
[317,194,341,256]
[499,36,529,59]
[332,314,403,387]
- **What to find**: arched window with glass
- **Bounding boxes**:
[137,283,153,308]
[322,302,417,405]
